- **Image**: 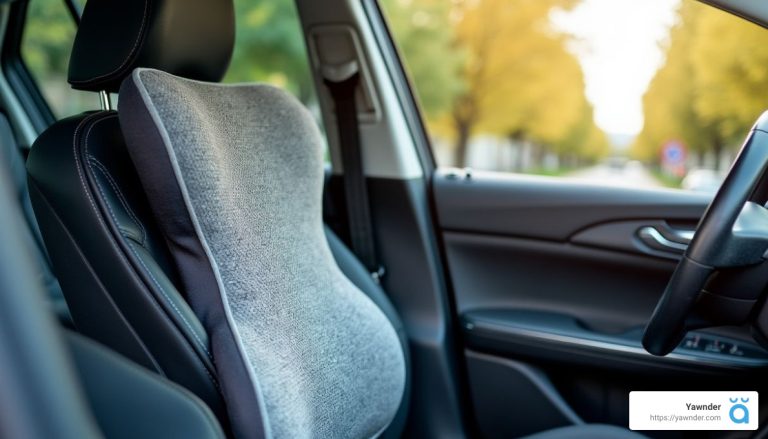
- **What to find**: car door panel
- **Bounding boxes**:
[432,169,768,437]
[434,169,709,241]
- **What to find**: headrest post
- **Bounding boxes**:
[99,91,112,111]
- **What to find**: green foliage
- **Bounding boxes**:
[22,0,315,116]
[22,0,96,117]
[22,0,75,79]
[224,0,315,102]
[380,0,465,119]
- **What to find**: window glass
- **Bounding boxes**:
[224,0,317,107]
[21,0,97,117]
[381,0,768,192]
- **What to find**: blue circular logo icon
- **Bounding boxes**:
[729,397,750,424]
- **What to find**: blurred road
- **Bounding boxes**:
[567,161,661,188]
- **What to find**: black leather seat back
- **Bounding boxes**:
[1,128,224,439]
[26,112,227,423]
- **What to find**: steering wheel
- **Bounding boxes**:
[643,111,768,355]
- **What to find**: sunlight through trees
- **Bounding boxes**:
[632,2,768,170]
[383,0,607,168]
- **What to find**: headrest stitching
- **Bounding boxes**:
[69,0,150,85]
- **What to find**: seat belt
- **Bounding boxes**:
[323,62,385,283]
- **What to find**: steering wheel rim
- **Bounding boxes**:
[643,111,768,355]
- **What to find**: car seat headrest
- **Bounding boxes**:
[68,0,235,93]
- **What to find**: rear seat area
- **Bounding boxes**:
[0,112,71,325]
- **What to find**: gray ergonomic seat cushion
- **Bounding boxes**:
[118,69,406,438]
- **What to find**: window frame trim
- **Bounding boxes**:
[2,0,82,132]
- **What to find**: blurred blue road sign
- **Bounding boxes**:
[662,141,686,166]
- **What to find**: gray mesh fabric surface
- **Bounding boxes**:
[121,69,406,438]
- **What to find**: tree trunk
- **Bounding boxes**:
[712,137,723,172]
[508,131,526,172]
[496,141,508,172]
[512,146,524,172]
[531,143,546,169]
[454,122,471,167]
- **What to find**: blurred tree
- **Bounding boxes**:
[689,4,768,166]
[633,1,768,170]
[557,98,609,166]
[449,0,589,166]
[631,2,716,166]
[382,0,605,168]
[380,0,465,121]
[22,0,74,77]
[22,0,96,116]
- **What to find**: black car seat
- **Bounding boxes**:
[26,0,645,438]
[26,0,409,437]
[0,155,223,439]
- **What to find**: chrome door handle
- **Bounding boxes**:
[637,226,692,254]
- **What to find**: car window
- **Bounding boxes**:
[21,0,97,118]
[380,0,768,192]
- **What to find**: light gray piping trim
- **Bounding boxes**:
[130,68,273,439]
[371,422,389,439]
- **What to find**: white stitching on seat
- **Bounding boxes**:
[87,157,147,245]
[69,0,150,85]
[83,115,214,362]
[124,240,214,362]
[74,112,218,387]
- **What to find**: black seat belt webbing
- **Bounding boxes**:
[324,71,384,282]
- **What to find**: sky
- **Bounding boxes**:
[551,0,681,137]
